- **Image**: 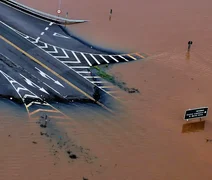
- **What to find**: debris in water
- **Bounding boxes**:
[69,154,78,159]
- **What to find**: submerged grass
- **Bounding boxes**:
[92,66,115,83]
[91,65,140,94]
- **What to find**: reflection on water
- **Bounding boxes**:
[182,120,205,133]
[109,15,112,21]
[186,51,190,61]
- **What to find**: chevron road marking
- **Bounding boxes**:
[0,70,69,120]
[0,35,113,113]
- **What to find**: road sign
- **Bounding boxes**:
[184,107,208,120]
[57,9,61,14]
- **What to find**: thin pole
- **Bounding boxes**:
[58,0,62,17]
[58,0,62,10]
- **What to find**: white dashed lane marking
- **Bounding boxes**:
[35,22,54,43]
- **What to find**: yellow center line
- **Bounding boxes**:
[0,35,113,113]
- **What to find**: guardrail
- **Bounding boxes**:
[0,0,89,25]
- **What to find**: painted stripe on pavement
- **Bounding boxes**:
[84,76,100,78]
[128,54,137,60]
[109,55,119,62]
[90,54,100,64]
[136,53,145,58]
[119,55,128,61]
[72,51,81,63]
[81,53,92,66]
[100,55,109,63]
[71,66,90,68]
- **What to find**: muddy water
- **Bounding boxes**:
[7,0,212,179]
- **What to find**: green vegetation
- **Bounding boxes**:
[92,65,140,94]
[92,66,115,83]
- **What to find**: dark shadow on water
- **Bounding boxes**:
[186,51,190,61]
[182,120,205,133]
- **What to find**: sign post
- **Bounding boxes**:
[57,9,61,17]
[184,107,208,121]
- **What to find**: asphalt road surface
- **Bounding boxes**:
[0,1,145,120]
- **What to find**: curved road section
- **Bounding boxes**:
[1,0,88,24]
[0,1,146,120]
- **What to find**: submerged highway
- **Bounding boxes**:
[0,0,145,120]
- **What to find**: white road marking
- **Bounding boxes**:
[71,66,90,68]
[49,22,54,26]
[35,67,64,87]
[72,52,81,63]
[76,71,90,73]
[109,55,119,62]
[35,37,40,43]
[41,32,45,36]
[0,70,69,119]
[0,53,9,59]
[23,94,39,99]
[43,82,61,95]
[84,76,100,78]
[19,74,49,94]
[119,55,128,61]
[46,46,58,53]
[90,54,100,64]
[0,20,120,100]
[81,53,92,66]
[53,32,71,39]
[45,27,49,31]
[61,61,81,64]
[91,81,108,84]
[38,43,48,48]
[0,70,42,101]
[54,49,69,58]
[16,87,28,93]
[100,55,109,63]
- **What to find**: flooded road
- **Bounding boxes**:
[3,0,212,179]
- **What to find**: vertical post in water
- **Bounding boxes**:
[65,12,68,27]
[58,0,62,17]
[188,41,193,51]
[109,9,113,21]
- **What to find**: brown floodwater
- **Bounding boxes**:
[3,0,212,179]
